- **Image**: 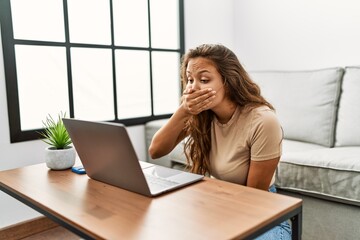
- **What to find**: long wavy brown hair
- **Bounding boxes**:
[181,44,274,175]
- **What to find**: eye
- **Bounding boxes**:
[200,79,209,83]
[187,79,194,84]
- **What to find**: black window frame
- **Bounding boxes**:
[0,0,185,143]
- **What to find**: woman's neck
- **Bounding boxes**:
[212,100,237,124]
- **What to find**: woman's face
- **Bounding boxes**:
[185,57,226,109]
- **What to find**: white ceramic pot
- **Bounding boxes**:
[45,146,76,170]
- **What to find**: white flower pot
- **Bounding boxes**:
[45,146,76,170]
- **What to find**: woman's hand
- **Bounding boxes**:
[182,88,216,115]
[150,87,215,159]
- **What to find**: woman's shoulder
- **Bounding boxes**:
[248,105,280,127]
[251,105,276,115]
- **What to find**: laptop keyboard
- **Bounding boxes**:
[145,174,179,188]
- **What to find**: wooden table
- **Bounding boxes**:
[0,163,302,240]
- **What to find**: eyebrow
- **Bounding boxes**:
[186,69,211,75]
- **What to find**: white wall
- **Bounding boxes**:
[234,0,360,71]
[184,0,235,50]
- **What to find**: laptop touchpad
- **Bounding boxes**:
[143,166,181,178]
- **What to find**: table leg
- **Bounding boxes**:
[291,211,302,240]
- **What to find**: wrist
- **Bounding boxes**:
[178,103,192,120]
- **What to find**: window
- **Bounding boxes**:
[0,0,184,143]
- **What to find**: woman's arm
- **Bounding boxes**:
[246,157,280,191]
[246,108,282,191]
[149,88,216,159]
[148,104,190,159]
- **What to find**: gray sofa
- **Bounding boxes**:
[145,67,360,240]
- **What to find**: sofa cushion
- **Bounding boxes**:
[335,66,360,146]
[282,139,325,152]
[250,68,344,147]
[276,142,360,206]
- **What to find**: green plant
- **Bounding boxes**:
[39,112,72,149]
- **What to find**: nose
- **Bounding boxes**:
[191,80,201,90]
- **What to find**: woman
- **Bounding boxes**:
[149,44,291,239]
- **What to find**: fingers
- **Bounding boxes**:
[182,88,216,115]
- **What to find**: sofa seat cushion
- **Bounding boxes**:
[282,139,326,152]
[276,144,360,206]
[250,68,344,147]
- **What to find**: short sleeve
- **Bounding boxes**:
[249,108,283,161]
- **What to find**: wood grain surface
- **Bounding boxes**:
[0,163,302,240]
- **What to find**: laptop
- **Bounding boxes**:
[63,118,204,197]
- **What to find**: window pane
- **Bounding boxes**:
[150,0,179,49]
[10,0,65,42]
[152,51,180,115]
[115,50,151,119]
[113,0,149,47]
[15,45,69,130]
[67,0,111,45]
[71,48,114,121]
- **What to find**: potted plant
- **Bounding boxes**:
[39,112,76,170]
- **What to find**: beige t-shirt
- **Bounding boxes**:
[209,105,282,186]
